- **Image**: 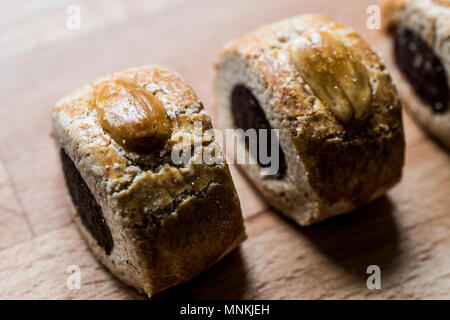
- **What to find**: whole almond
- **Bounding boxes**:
[95,79,171,151]
[290,30,372,124]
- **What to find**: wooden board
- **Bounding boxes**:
[0,0,449,299]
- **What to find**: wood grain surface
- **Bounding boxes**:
[0,0,449,299]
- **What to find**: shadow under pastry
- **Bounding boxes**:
[286,196,402,280]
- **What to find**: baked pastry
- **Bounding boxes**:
[215,15,405,226]
[382,0,450,148]
[52,65,246,297]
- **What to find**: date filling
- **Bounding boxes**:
[60,149,114,254]
[231,85,287,178]
[394,26,449,113]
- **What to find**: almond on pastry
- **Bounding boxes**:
[52,65,246,297]
[215,14,405,226]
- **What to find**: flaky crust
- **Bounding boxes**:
[216,15,405,224]
[52,65,246,296]
[382,0,450,148]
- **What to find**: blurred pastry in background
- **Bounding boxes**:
[382,0,450,148]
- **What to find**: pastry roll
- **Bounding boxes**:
[215,15,405,226]
[52,65,246,297]
[382,0,450,148]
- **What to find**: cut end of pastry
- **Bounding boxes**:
[60,148,114,255]
[215,14,405,226]
[52,65,246,296]
[394,27,449,113]
[231,84,287,178]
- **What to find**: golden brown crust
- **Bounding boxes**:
[52,66,203,182]
[218,15,405,206]
[52,65,246,296]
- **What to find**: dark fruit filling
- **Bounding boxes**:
[394,26,449,113]
[60,149,114,254]
[231,85,287,178]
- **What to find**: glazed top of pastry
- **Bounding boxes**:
[52,66,230,226]
[218,14,403,140]
[53,66,208,171]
